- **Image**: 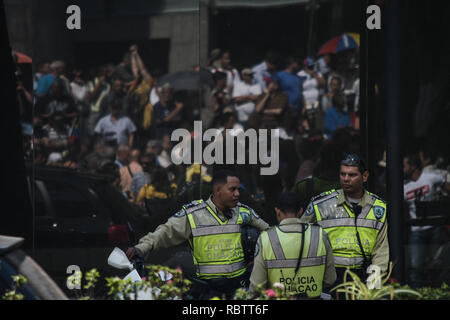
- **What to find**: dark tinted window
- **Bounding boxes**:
[43,179,96,219]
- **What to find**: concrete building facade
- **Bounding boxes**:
[5,0,355,74]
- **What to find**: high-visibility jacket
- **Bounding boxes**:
[261,224,327,298]
[309,189,387,269]
[186,200,251,279]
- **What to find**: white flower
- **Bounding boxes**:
[273,282,285,289]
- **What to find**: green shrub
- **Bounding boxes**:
[331,263,422,300]
[67,265,191,300]
[62,263,449,300]
[2,275,27,300]
[417,283,450,300]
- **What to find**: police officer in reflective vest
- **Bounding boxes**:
[249,192,336,299]
[300,154,389,286]
[126,170,269,298]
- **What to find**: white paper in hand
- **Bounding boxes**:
[108,247,134,270]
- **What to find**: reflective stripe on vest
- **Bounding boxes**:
[265,256,326,269]
[314,194,387,269]
[319,218,384,231]
[333,256,364,266]
[187,204,246,279]
[266,226,323,259]
[261,224,326,298]
[197,260,246,275]
[191,224,241,237]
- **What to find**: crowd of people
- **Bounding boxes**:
[14,40,450,290]
[17,44,361,217]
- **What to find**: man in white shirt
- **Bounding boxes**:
[232,68,262,127]
[94,99,136,147]
[210,51,240,94]
[315,53,331,78]
[419,143,450,197]
[403,153,450,288]
[297,57,325,107]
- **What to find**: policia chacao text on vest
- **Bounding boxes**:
[249,192,336,299]
[126,171,269,285]
[300,154,389,283]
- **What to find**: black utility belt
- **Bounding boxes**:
[196,275,244,292]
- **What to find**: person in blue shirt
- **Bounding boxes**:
[276,56,304,116]
[324,92,351,138]
[35,60,68,98]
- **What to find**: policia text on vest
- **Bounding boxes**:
[249,214,336,298]
[265,224,329,298]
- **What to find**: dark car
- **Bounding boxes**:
[0,235,67,300]
[24,164,157,296]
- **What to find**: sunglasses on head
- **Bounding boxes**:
[341,153,367,172]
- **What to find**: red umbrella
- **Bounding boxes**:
[13,51,32,64]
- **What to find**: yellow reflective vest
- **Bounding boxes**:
[186,200,251,279]
[309,189,387,269]
[261,224,327,298]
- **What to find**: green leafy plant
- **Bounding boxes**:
[416,283,450,300]
[102,265,191,300]
[331,263,422,300]
[66,263,448,301]
[105,277,151,300]
[144,265,191,300]
[82,268,100,299]
[2,275,27,300]
[66,268,101,300]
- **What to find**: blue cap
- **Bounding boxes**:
[304,57,315,67]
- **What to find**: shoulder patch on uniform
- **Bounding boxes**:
[373,205,385,220]
[238,202,260,219]
[305,202,314,216]
[173,209,186,218]
[240,210,251,224]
